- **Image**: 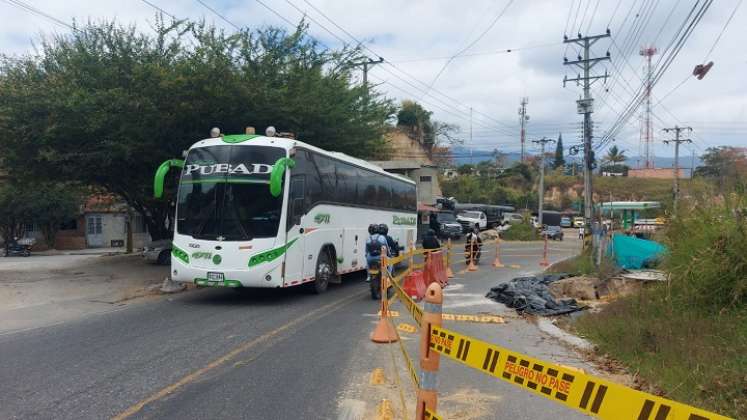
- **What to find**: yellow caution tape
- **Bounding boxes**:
[397,330,419,389]
[390,277,423,327]
[430,325,732,420]
[442,313,505,324]
[397,323,418,334]
[424,407,443,420]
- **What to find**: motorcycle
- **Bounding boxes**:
[4,238,33,257]
[464,235,482,265]
[368,255,398,301]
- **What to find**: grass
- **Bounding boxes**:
[575,295,747,417]
[500,222,539,241]
[547,252,619,279]
[572,195,747,418]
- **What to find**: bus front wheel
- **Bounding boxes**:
[310,249,334,294]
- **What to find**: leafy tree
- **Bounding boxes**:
[0,19,394,240]
[396,100,460,155]
[0,182,79,247]
[456,164,475,175]
[603,145,627,164]
[694,146,747,192]
[553,133,565,169]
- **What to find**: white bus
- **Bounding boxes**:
[154,131,417,293]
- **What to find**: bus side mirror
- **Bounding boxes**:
[154,159,185,198]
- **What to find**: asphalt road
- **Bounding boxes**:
[0,233,587,420]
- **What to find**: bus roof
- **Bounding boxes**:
[188,134,415,185]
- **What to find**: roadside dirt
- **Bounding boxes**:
[0,254,170,310]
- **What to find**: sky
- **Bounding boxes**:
[1,0,745,161]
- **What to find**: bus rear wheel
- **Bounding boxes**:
[310,249,334,294]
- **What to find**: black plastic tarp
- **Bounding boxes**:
[485,273,583,316]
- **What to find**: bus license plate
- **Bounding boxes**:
[207,272,224,283]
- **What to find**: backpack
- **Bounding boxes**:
[366,234,382,256]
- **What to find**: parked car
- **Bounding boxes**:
[541,226,564,241]
[573,217,585,228]
[434,211,462,239]
[560,217,572,228]
[143,239,172,265]
[502,213,525,225]
[457,211,487,232]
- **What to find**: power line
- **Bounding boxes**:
[585,0,602,33]
[422,0,515,93]
[386,42,561,64]
[296,0,517,131]
[195,0,241,31]
[3,0,79,31]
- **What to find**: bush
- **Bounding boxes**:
[575,195,747,417]
[501,222,539,241]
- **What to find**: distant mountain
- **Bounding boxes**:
[449,146,522,166]
[623,156,702,170]
[447,147,703,171]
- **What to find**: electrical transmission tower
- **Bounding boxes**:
[662,126,692,216]
[532,137,556,227]
[519,97,529,162]
[563,31,610,234]
[640,46,658,169]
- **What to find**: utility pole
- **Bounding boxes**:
[532,137,556,227]
[563,31,610,237]
[519,97,529,162]
[350,57,384,88]
[662,126,692,216]
[469,107,473,147]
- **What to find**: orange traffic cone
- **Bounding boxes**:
[371,252,399,343]
[467,237,478,272]
[445,238,454,278]
[492,236,505,268]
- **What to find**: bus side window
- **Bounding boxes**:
[290,176,305,225]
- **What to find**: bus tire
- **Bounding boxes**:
[310,249,334,294]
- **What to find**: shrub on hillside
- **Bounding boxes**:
[501,222,539,241]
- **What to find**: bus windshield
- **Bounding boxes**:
[176,145,286,241]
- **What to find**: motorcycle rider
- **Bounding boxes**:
[422,229,441,250]
[379,224,398,259]
[465,225,482,264]
[365,224,389,299]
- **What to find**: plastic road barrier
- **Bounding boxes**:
[403,270,427,301]
[429,325,732,420]
[424,250,448,288]
[391,271,423,327]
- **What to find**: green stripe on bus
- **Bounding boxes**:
[221,134,261,143]
[248,238,298,267]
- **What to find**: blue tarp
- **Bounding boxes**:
[608,233,667,269]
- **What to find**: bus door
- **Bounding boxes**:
[284,174,307,284]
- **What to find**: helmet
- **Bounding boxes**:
[368,224,376,235]
[378,224,388,235]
